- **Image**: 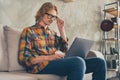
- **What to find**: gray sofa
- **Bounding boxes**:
[0,24,104,80]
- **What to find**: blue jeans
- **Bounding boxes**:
[38,57,106,80]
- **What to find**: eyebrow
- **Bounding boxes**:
[45,13,57,17]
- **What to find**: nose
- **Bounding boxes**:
[49,19,53,23]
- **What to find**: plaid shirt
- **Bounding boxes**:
[18,24,68,73]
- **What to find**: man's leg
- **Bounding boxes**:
[38,57,86,80]
[85,58,107,80]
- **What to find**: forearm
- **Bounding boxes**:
[56,17,67,42]
[32,55,54,64]
[59,28,67,42]
[32,54,64,64]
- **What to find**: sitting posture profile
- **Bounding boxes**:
[18,2,106,80]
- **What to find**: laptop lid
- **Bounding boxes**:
[65,37,94,58]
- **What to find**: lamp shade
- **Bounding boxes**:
[100,19,114,31]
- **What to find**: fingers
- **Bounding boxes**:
[55,54,65,59]
[49,48,57,54]
[57,22,64,31]
[57,17,64,24]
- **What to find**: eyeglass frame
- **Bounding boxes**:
[45,13,57,20]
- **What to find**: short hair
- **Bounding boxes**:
[35,2,58,22]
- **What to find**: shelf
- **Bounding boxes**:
[102,2,120,74]
[113,24,120,29]
[107,68,118,71]
[103,38,120,41]
[105,53,118,57]
[104,54,118,56]
[104,54,118,59]
[104,8,120,17]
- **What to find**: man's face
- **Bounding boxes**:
[42,9,57,26]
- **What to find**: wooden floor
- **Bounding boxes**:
[107,76,120,80]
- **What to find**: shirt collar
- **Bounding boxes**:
[34,23,50,30]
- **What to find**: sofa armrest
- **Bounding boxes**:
[86,50,105,59]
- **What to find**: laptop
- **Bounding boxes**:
[65,37,94,58]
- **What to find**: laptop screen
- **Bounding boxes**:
[65,37,94,58]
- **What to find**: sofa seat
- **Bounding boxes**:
[0,71,92,80]
[0,25,104,80]
[10,71,66,80]
[0,72,37,80]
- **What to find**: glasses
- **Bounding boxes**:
[45,13,57,20]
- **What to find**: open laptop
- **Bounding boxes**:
[65,37,94,58]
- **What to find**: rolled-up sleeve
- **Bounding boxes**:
[55,35,68,53]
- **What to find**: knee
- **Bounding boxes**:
[69,57,86,70]
[97,58,106,66]
[73,57,85,64]
[96,58,107,70]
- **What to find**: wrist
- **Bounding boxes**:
[44,56,53,61]
[58,27,64,32]
[44,56,48,61]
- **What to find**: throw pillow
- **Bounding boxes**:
[0,25,8,71]
[4,26,25,71]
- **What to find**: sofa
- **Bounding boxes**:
[0,24,105,80]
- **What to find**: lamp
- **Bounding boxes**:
[100,19,114,31]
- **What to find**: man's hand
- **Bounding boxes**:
[56,17,64,31]
[56,17,67,42]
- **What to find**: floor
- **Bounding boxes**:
[107,77,120,80]
[107,70,120,80]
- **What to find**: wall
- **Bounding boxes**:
[0,0,117,50]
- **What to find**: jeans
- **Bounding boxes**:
[38,57,106,80]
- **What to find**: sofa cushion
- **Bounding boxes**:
[84,73,92,80]
[0,24,8,71]
[0,72,37,80]
[10,71,66,80]
[4,26,25,71]
[86,50,104,59]
[10,71,92,80]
